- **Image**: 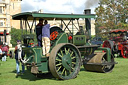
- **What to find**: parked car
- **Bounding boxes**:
[90,37,103,45]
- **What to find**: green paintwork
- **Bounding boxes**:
[22,47,34,63]
[97,47,112,62]
[78,47,93,56]
[23,47,49,73]
[12,12,95,20]
[54,33,68,46]
[62,54,72,71]
[38,57,49,73]
[73,35,86,45]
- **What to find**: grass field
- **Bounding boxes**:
[0,57,128,85]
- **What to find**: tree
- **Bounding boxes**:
[10,28,25,47]
[10,28,37,47]
[95,0,128,34]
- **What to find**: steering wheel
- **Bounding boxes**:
[50,31,58,40]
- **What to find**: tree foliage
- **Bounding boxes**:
[10,28,37,47]
[10,28,25,47]
[95,0,128,34]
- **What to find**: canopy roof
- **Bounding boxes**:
[0,32,9,36]
[110,29,128,34]
[12,12,95,20]
[98,29,128,35]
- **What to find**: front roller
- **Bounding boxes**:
[49,43,81,80]
[83,52,115,73]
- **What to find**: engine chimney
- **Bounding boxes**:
[84,9,91,40]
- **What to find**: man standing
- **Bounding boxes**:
[14,40,25,75]
[42,20,50,57]
[1,43,8,61]
[36,18,43,47]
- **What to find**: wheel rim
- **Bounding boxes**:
[103,41,112,49]
[102,54,115,72]
[49,44,81,80]
[102,40,114,55]
[121,46,128,58]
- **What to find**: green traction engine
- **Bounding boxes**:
[12,12,117,80]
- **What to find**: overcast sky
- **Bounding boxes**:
[21,0,99,14]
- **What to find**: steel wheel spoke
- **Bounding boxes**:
[67,48,70,53]
[70,52,73,57]
[56,58,62,61]
[71,56,76,59]
[72,62,76,64]
[58,53,63,58]
[60,50,63,56]
[56,63,62,66]
[64,48,68,54]
[65,69,67,76]
[61,68,65,75]
[71,67,74,71]
[57,66,62,72]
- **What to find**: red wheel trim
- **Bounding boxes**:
[103,41,111,49]
[121,46,128,58]
[50,31,58,40]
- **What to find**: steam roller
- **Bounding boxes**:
[83,47,115,73]
[12,12,117,80]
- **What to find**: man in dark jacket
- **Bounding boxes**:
[36,18,44,47]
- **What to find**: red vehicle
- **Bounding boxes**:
[102,29,128,58]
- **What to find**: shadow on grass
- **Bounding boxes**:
[80,68,86,71]
[11,70,55,81]
[80,68,104,73]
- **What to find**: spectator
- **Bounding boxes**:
[36,18,44,47]
[1,43,8,61]
[42,20,50,57]
[0,48,2,60]
[14,40,25,76]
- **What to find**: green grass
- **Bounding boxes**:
[0,58,128,85]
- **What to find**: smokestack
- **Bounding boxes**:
[84,9,91,14]
[84,9,91,39]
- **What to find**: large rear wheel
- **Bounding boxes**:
[103,40,114,50]
[102,40,114,56]
[121,45,128,58]
[49,43,81,80]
